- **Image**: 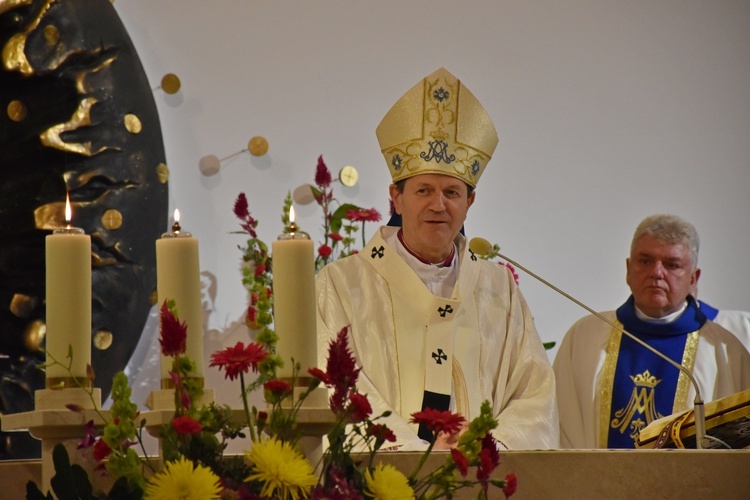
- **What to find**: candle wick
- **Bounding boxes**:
[172,221,182,233]
[288,221,298,233]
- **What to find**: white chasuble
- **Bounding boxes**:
[317,226,559,449]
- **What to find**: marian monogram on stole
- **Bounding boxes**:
[610,370,664,441]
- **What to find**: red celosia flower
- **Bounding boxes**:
[347,392,372,422]
[93,438,111,462]
[159,300,187,357]
[315,155,332,187]
[209,341,269,381]
[324,328,360,412]
[233,192,250,219]
[410,408,466,436]
[451,448,469,477]
[503,472,518,497]
[264,379,292,396]
[328,232,343,242]
[366,423,397,443]
[309,465,363,500]
[346,208,382,223]
[233,192,258,238]
[172,415,202,435]
[476,432,500,482]
[318,244,332,258]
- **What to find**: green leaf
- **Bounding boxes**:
[49,443,94,500]
[106,477,143,500]
[25,480,52,500]
[329,203,362,234]
[543,341,556,350]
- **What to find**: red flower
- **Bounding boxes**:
[328,232,344,242]
[308,367,331,385]
[366,423,397,443]
[346,208,382,223]
[93,438,111,462]
[476,432,500,482]
[264,379,292,396]
[318,244,332,258]
[172,415,202,435]
[503,472,518,497]
[254,263,266,276]
[410,408,466,436]
[347,392,372,422]
[233,192,250,219]
[315,155,332,187]
[501,262,519,285]
[451,448,469,477]
[209,341,269,381]
[159,300,187,357]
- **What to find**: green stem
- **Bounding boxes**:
[409,436,436,482]
[240,372,257,442]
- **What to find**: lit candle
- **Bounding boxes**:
[155,209,204,378]
[272,206,317,378]
[45,193,92,383]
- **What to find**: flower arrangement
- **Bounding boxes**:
[28,305,516,499]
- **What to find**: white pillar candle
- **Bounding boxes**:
[155,209,204,378]
[45,196,91,382]
[272,206,317,378]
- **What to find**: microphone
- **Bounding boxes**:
[468,237,712,449]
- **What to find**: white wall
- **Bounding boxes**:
[114,0,750,407]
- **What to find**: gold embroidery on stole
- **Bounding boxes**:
[599,325,622,448]
[673,331,699,413]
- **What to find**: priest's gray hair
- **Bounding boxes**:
[631,214,700,269]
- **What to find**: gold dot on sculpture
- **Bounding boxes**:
[124,113,142,133]
[43,25,60,45]
[102,209,123,230]
[248,136,268,156]
[161,73,181,94]
[150,289,158,306]
[24,320,46,351]
[7,100,27,122]
[156,162,169,183]
[94,329,113,350]
[339,165,359,187]
[10,294,35,318]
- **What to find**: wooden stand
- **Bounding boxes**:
[1,387,105,494]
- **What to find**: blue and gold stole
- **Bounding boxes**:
[599,296,706,448]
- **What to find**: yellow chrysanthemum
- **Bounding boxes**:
[244,437,317,500]
[365,463,415,500]
[144,456,221,500]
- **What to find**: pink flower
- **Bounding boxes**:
[451,448,469,477]
[501,262,519,285]
[503,472,518,497]
[410,408,466,436]
[172,415,202,435]
[366,423,397,443]
[209,341,269,381]
[318,244,332,258]
[159,300,187,357]
[346,208,382,223]
[264,379,292,397]
[93,438,111,462]
[315,155,332,187]
[347,392,372,422]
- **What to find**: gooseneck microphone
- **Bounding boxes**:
[468,237,712,449]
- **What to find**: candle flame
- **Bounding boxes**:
[64,192,72,226]
[174,208,181,223]
[289,205,296,223]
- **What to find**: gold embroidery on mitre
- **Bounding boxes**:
[376,68,498,188]
[611,370,664,442]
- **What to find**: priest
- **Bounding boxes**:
[553,214,750,448]
[316,68,558,450]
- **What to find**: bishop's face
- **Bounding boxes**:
[626,234,700,318]
[389,174,475,263]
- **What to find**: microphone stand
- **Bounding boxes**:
[470,239,709,449]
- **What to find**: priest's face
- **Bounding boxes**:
[626,234,700,318]
[389,174,475,263]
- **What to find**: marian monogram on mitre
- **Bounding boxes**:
[611,370,664,440]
